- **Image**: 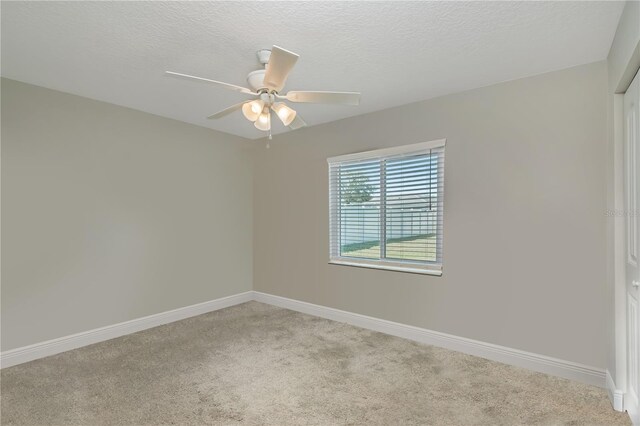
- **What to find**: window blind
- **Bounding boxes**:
[328,140,445,275]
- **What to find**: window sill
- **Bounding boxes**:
[328,259,442,276]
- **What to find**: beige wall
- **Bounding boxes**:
[1,78,253,350]
[2,61,611,370]
[253,61,608,368]
[605,0,640,388]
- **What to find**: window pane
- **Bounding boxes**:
[328,140,445,273]
[339,161,381,259]
[384,154,438,262]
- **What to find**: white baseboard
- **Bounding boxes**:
[253,291,606,388]
[606,370,625,411]
[0,291,253,369]
[0,289,608,390]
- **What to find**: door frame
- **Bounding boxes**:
[612,41,640,419]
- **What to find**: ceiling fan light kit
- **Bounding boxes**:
[272,102,296,126]
[166,45,361,139]
[254,108,271,131]
[242,99,265,122]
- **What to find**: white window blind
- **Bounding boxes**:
[328,140,445,275]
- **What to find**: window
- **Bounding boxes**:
[328,140,445,275]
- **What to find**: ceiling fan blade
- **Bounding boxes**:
[165,71,257,95]
[285,91,360,106]
[263,46,299,92]
[288,114,307,130]
[207,101,248,119]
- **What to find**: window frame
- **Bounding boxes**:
[327,139,446,276]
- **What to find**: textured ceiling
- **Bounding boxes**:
[1,1,624,139]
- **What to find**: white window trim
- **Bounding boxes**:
[327,139,446,164]
[329,258,443,276]
[327,139,446,275]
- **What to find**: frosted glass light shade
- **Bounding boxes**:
[254,110,271,131]
[272,102,297,126]
[242,100,265,122]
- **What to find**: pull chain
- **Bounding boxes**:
[268,108,273,142]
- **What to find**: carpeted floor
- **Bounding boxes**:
[0,301,631,425]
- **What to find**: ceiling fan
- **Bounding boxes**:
[165,46,361,138]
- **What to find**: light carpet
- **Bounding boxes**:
[0,301,630,425]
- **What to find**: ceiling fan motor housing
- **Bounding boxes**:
[247,49,272,92]
[247,69,267,92]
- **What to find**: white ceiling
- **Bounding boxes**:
[1,1,624,140]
